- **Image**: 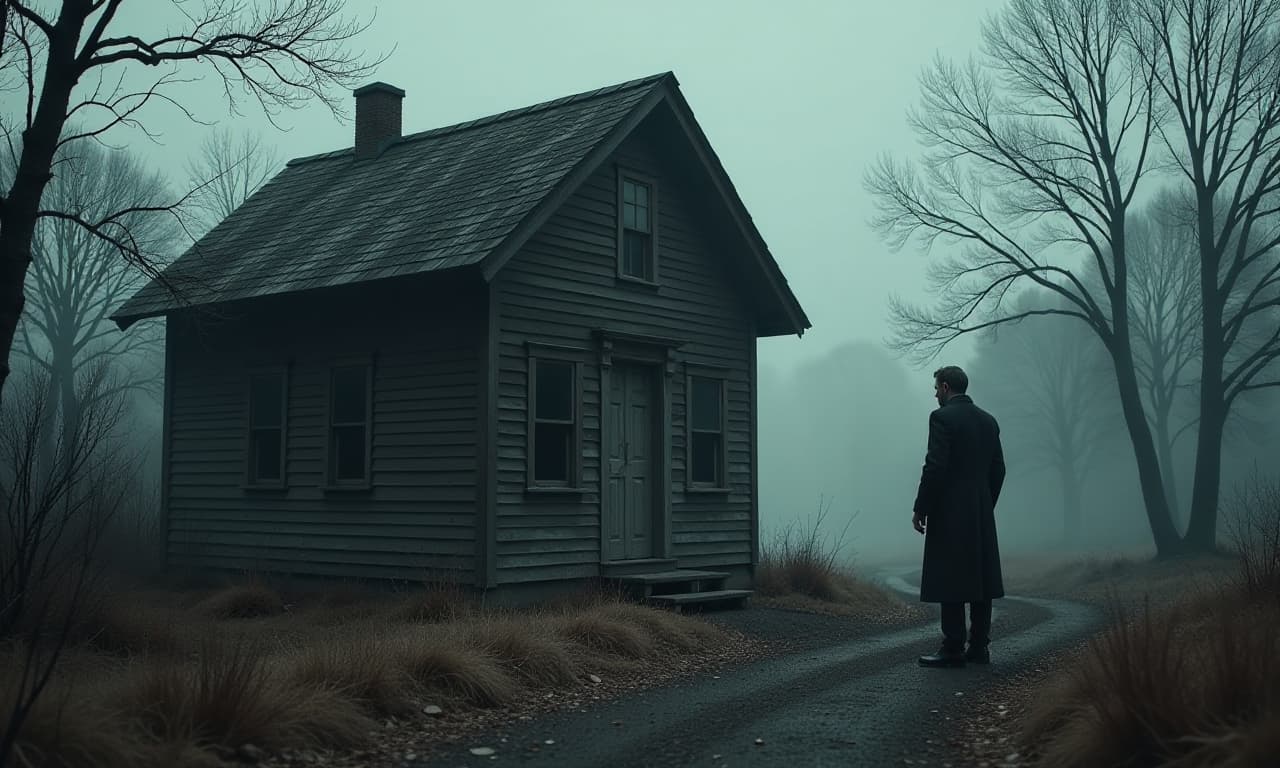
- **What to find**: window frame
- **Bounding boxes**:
[616,166,660,286]
[243,365,289,490]
[323,356,375,492]
[526,343,586,493]
[685,369,729,493]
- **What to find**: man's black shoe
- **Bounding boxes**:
[918,648,966,668]
[965,646,990,664]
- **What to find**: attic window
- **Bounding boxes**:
[618,173,657,283]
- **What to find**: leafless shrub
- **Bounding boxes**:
[1222,467,1280,599]
[758,497,854,601]
[0,364,136,764]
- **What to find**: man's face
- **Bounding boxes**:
[934,379,950,407]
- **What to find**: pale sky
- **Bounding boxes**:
[95,0,996,374]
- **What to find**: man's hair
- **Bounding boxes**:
[933,365,969,394]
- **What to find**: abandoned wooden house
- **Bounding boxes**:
[112,72,811,606]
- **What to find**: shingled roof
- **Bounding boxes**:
[113,72,809,335]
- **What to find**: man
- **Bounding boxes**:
[912,365,1006,668]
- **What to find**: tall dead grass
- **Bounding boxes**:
[1,580,732,767]
[1024,471,1280,768]
[757,500,905,616]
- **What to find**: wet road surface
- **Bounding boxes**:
[420,574,1101,767]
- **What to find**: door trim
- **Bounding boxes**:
[596,330,681,562]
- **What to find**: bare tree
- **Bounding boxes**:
[1128,0,1280,550]
[866,0,1187,554]
[0,0,383,408]
[10,140,177,472]
[975,292,1118,544]
[1124,192,1202,526]
[184,126,283,237]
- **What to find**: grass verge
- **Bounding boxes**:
[1018,470,1280,768]
[0,581,742,768]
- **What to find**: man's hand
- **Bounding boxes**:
[912,511,926,534]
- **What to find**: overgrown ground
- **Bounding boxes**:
[1,579,767,768]
[962,473,1280,768]
[2,515,917,768]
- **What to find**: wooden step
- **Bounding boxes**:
[646,589,752,613]
[612,569,730,586]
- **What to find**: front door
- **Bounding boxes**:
[605,363,656,560]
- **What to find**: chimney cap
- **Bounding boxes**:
[353,81,405,98]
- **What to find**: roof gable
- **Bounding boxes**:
[113,73,809,337]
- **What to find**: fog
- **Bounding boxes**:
[7,0,1278,571]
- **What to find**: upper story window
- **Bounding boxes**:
[329,363,372,485]
[247,370,287,486]
[619,173,657,283]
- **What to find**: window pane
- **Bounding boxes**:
[635,183,648,207]
[623,180,637,204]
[534,422,571,483]
[250,374,282,428]
[634,202,650,233]
[332,424,366,480]
[691,433,721,485]
[623,202,638,231]
[691,378,722,431]
[332,366,367,424]
[623,231,651,279]
[251,430,281,481]
[535,360,573,420]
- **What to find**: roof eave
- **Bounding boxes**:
[656,87,811,339]
[477,77,811,338]
[478,79,673,282]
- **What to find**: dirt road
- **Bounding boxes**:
[418,574,1100,767]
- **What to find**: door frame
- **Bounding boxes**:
[595,329,683,563]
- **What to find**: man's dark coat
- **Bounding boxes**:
[913,394,1006,604]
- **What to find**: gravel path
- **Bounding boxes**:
[416,573,1103,768]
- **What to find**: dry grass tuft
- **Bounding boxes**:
[3,679,146,768]
[1027,593,1280,767]
[287,635,415,717]
[556,611,653,658]
[393,632,520,707]
[391,584,474,624]
[73,597,189,657]
[461,619,579,687]
[591,601,724,650]
[198,583,285,620]
[121,640,373,752]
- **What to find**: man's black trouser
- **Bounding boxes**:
[941,600,991,652]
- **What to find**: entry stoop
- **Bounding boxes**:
[604,566,752,613]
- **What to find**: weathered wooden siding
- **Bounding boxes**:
[165,275,484,581]
[494,121,756,583]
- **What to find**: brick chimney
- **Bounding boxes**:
[353,82,405,160]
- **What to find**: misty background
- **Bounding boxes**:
[8,0,1279,571]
